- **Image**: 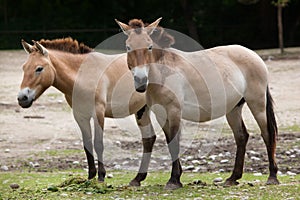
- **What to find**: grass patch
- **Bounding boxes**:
[0,171,299,199]
[34,149,84,157]
[281,124,300,132]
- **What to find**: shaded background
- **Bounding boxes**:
[0,0,299,49]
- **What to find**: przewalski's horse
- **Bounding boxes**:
[115,18,279,189]
[18,38,156,185]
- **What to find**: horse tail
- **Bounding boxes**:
[266,86,278,147]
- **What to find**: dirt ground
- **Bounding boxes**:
[0,49,300,176]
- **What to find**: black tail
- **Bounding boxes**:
[266,86,278,145]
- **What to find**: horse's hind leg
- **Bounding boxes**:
[74,114,97,180]
[225,100,249,186]
[130,105,156,186]
[94,104,107,182]
[246,88,279,185]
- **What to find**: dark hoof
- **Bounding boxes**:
[98,178,105,183]
[88,169,97,180]
[224,179,239,187]
[129,179,141,187]
[164,182,183,190]
[266,177,280,185]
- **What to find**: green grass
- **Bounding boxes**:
[281,124,300,132]
[0,171,299,199]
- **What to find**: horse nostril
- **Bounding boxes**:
[134,76,141,83]
[141,76,147,84]
[134,76,147,84]
[18,95,28,102]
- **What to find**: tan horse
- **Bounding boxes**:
[116,18,279,189]
[18,38,156,185]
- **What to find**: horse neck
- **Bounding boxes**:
[49,50,86,97]
[149,49,178,83]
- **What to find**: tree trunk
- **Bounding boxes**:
[277,4,284,54]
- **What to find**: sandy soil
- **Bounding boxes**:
[0,49,300,174]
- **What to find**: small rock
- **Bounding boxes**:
[186,156,194,161]
[213,177,223,183]
[248,150,259,156]
[29,162,40,168]
[114,164,121,170]
[10,183,20,190]
[122,161,129,165]
[60,193,68,197]
[107,173,113,178]
[1,165,9,171]
[218,169,225,173]
[285,151,291,155]
[290,154,296,158]
[183,165,195,170]
[4,149,10,153]
[115,141,121,146]
[220,159,229,164]
[72,161,80,165]
[74,142,81,146]
[286,171,297,176]
[224,152,231,157]
[250,156,261,161]
[253,172,262,176]
[150,160,157,164]
[192,167,201,172]
[191,160,201,165]
[209,155,217,161]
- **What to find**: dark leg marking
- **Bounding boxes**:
[136,105,146,120]
[84,147,97,179]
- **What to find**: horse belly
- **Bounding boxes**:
[182,100,227,122]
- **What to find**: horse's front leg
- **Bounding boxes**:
[130,105,156,186]
[156,105,183,190]
[74,114,96,180]
[94,104,106,182]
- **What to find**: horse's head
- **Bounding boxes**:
[18,40,55,108]
[115,18,162,93]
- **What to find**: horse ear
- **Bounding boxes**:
[34,41,48,56]
[21,39,34,54]
[115,19,130,35]
[146,17,162,35]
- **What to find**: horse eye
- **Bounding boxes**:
[126,45,131,52]
[35,66,44,74]
[148,45,153,51]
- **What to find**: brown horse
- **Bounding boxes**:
[116,18,279,189]
[18,38,156,185]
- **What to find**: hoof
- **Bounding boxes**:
[98,178,105,183]
[88,169,97,180]
[224,179,239,187]
[164,182,183,190]
[266,177,280,185]
[129,179,141,187]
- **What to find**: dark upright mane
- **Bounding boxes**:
[128,18,175,48]
[128,19,144,34]
[38,37,93,54]
[150,26,175,48]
